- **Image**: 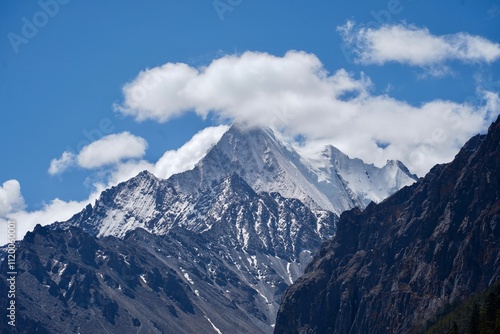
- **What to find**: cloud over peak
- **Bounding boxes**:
[114,50,499,176]
[114,51,371,125]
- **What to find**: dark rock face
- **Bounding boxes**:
[274,117,500,334]
[0,226,196,334]
[0,225,278,334]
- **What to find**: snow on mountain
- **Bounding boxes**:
[62,123,416,239]
[300,144,418,209]
[171,124,417,215]
[61,172,336,259]
[56,172,336,332]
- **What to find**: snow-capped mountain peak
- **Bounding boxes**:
[171,124,417,215]
[303,144,418,207]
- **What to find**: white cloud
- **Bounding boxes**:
[154,125,229,179]
[0,180,25,217]
[77,132,148,169]
[115,50,500,176]
[102,125,229,187]
[48,151,76,175]
[115,51,371,124]
[337,21,500,70]
[48,132,148,176]
[0,194,99,245]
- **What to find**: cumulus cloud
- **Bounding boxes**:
[77,132,148,169]
[0,180,25,217]
[114,50,500,176]
[115,51,371,124]
[337,21,500,71]
[49,132,149,176]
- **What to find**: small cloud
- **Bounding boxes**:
[77,132,147,169]
[0,180,25,217]
[0,195,96,245]
[48,151,76,175]
[337,21,500,75]
[49,132,149,176]
[76,132,148,169]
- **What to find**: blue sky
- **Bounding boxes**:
[0,0,499,242]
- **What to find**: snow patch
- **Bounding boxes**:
[59,263,67,276]
[184,273,195,285]
[286,262,293,284]
[204,315,223,334]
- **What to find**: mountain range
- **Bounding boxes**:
[0,123,439,334]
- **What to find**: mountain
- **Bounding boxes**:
[3,174,336,333]
[170,124,417,215]
[306,145,418,207]
[274,116,500,334]
[60,172,336,260]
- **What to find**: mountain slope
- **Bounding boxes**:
[59,124,414,239]
[305,145,418,207]
[274,116,500,334]
[61,173,336,261]
[38,174,336,333]
[0,225,278,333]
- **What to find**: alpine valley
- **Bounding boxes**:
[0,124,418,334]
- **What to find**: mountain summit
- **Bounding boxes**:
[171,124,418,215]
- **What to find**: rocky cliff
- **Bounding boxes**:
[274,116,500,334]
